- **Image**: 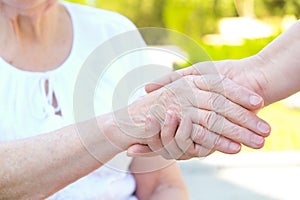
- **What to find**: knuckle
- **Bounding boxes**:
[191,125,206,143]
[234,109,251,125]
[218,74,227,84]
[230,84,243,98]
[230,125,243,137]
[213,135,223,148]
[182,76,194,87]
[209,93,226,111]
[227,127,243,142]
[195,145,211,157]
[185,144,199,158]
[210,74,227,89]
[204,111,220,130]
[214,136,236,153]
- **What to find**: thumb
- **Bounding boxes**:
[127,144,157,157]
[127,114,162,157]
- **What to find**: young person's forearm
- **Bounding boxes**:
[224,21,300,106]
[255,20,300,104]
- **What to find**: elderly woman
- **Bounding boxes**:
[0,0,270,199]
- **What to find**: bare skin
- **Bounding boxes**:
[0,0,72,71]
[143,21,300,157]
[0,1,189,198]
[145,20,300,106]
[0,0,271,199]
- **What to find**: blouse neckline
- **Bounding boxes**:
[0,2,77,77]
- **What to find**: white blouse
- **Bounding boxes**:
[0,2,147,199]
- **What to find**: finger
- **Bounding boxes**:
[127,144,157,157]
[170,116,228,159]
[166,116,202,160]
[194,143,215,157]
[127,115,161,157]
[193,75,264,110]
[191,124,241,154]
[187,109,266,149]
[147,132,170,158]
[192,140,241,158]
[160,110,185,159]
[173,116,195,154]
[178,141,215,158]
[144,61,216,93]
[144,115,166,155]
[189,90,270,136]
[145,70,183,93]
[145,115,173,159]
[214,136,242,154]
[168,143,213,159]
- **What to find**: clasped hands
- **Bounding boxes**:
[113,67,271,160]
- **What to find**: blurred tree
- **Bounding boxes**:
[65,0,298,60]
[94,0,167,28]
[68,0,238,39]
[67,0,300,36]
[162,0,238,39]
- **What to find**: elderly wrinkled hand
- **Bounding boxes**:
[123,74,270,159]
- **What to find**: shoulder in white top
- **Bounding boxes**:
[0,2,144,199]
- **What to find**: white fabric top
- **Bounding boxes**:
[0,2,148,199]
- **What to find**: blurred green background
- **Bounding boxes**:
[67,0,300,151]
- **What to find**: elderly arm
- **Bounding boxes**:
[0,113,136,199]
[0,74,269,199]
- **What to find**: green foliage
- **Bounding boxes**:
[255,0,300,18]
[66,0,297,59]
[200,35,277,60]
[94,0,166,28]
[66,0,87,5]
[247,103,300,151]
[67,0,300,36]
[67,0,238,38]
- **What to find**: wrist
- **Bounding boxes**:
[242,55,271,105]
[222,56,271,106]
[98,86,179,151]
[114,89,174,145]
[96,113,139,152]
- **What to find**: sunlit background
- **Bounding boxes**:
[67,0,300,199]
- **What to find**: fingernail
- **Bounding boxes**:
[257,121,271,135]
[250,95,262,106]
[251,135,264,145]
[229,142,241,152]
